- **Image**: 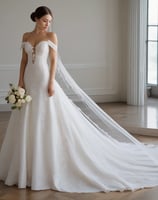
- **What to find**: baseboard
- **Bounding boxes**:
[89,94,120,103]
[0,94,120,112]
[0,104,11,112]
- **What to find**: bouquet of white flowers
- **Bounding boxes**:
[5,83,32,110]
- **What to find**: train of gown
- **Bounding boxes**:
[0,40,158,192]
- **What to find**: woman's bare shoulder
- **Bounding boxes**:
[47,32,58,45]
[22,32,32,42]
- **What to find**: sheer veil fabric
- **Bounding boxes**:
[0,40,158,192]
[56,56,158,162]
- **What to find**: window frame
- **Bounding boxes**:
[146,0,158,86]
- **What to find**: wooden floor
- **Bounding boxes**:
[1,100,158,200]
[99,98,158,137]
[1,184,158,200]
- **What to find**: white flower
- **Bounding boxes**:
[5,83,32,110]
[17,87,25,98]
[16,99,22,107]
[25,95,32,103]
[8,94,16,104]
[21,99,26,104]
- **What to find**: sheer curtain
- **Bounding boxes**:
[127,0,147,105]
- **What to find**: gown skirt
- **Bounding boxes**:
[0,40,158,192]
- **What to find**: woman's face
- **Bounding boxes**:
[36,14,52,31]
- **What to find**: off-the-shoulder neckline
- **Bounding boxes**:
[22,40,57,48]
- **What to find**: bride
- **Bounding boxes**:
[0,6,158,192]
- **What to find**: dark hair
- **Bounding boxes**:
[30,6,53,22]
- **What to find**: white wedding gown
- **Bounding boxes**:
[0,40,158,192]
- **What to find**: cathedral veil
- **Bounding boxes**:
[56,55,158,165]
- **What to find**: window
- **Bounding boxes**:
[147,0,158,85]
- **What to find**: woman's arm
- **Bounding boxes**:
[48,32,58,96]
[18,34,28,88]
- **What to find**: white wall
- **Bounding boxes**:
[119,0,129,101]
[0,0,125,110]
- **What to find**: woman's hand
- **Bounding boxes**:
[48,80,55,97]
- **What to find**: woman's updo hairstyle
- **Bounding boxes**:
[30,6,53,22]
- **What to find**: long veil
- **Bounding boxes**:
[56,55,158,165]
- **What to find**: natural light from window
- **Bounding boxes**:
[147,0,158,85]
